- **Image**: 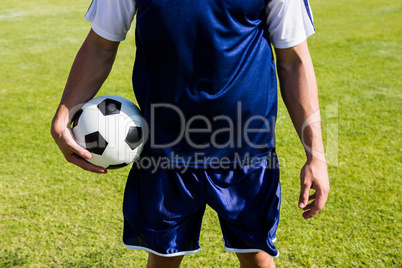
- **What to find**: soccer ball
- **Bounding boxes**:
[72,95,144,169]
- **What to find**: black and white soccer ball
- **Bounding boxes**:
[72,95,144,169]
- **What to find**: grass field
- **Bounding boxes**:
[0,0,401,267]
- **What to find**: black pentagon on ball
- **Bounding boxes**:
[107,163,128,169]
[85,131,108,155]
[125,126,142,150]
[71,108,83,128]
[97,98,122,116]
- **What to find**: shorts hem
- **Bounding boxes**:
[124,244,201,257]
[224,246,279,258]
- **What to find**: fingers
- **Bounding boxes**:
[53,124,107,173]
[301,193,317,211]
[302,190,328,219]
[66,154,107,174]
[298,181,311,209]
[298,160,330,219]
[61,127,91,159]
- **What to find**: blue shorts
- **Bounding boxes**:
[122,152,281,258]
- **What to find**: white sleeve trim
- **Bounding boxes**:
[89,21,127,42]
[84,0,137,42]
[272,32,313,49]
[266,0,315,49]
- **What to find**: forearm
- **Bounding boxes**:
[50,30,120,173]
[53,29,120,128]
[276,41,329,218]
[275,41,325,162]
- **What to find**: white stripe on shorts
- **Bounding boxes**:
[124,244,201,257]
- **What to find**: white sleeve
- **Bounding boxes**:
[84,0,137,42]
[266,0,315,49]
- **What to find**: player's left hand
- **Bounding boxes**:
[298,158,330,219]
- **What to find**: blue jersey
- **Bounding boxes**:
[85,0,315,167]
[133,0,276,166]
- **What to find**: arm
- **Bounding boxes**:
[51,29,120,173]
[275,40,330,219]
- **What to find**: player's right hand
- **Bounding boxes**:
[51,113,107,174]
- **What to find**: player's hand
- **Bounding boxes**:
[51,115,107,174]
[298,158,329,219]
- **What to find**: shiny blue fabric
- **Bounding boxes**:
[123,153,281,257]
[132,0,277,166]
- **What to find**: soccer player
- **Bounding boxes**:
[51,0,330,267]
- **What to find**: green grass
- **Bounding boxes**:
[0,0,401,267]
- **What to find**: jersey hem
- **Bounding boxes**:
[137,150,275,169]
[124,244,201,257]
